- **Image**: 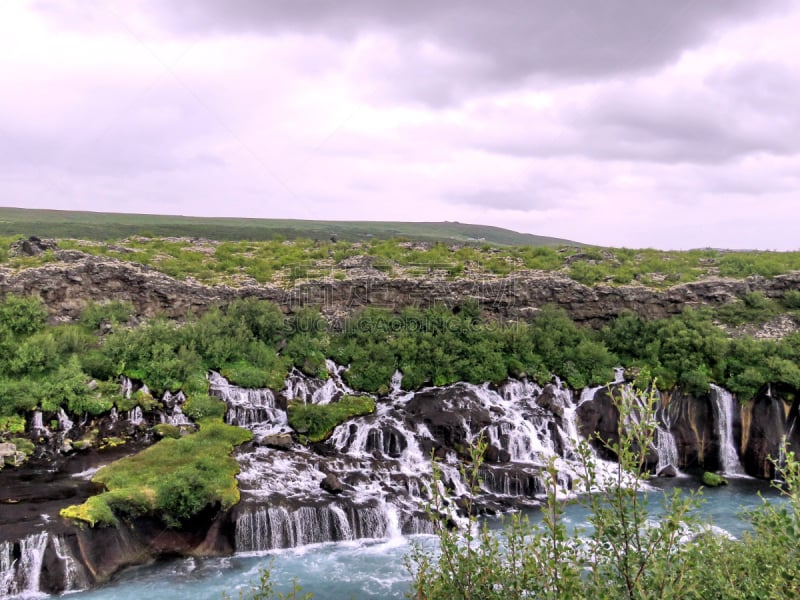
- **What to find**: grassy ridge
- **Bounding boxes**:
[0,207,576,246]
[5,234,800,290]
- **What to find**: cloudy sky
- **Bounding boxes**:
[2,1,799,249]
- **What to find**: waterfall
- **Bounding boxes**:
[0,532,48,597]
[163,405,191,426]
[51,536,81,592]
[210,372,287,437]
[128,406,144,425]
[235,504,380,552]
[655,427,680,474]
[1,540,14,598]
[219,365,619,557]
[390,370,403,396]
[330,505,354,540]
[120,376,133,398]
[57,408,74,432]
[655,398,681,475]
[31,410,45,434]
[710,385,745,475]
[578,385,602,407]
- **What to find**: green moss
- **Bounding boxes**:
[153,424,182,439]
[702,472,728,487]
[60,420,252,528]
[72,429,99,451]
[288,395,376,443]
[9,437,34,456]
[60,495,119,527]
[100,436,126,449]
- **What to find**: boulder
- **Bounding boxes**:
[657,465,677,478]
[484,444,511,464]
[260,433,293,450]
[320,473,344,495]
[536,384,568,417]
[7,236,58,257]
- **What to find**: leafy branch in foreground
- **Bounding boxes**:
[223,560,312,600]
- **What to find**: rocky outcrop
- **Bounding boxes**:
[2,252,800,326]
[7,236,58,258]
[576,382,800,479]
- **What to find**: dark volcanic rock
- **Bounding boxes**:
[743,392,790,479]
[536,385,568,417]
[320,473,344,494]
[484,444,511,464]
[657,465,677,478]
[577,386,621,462]
[8,236,58,258]
[3,253,800,326]
[665,390,718,471]
[405,384,492,451]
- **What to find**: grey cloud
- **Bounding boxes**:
[35,1,789,105]
[709,61,800,113]
[475,59,800,165]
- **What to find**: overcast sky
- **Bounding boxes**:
[2,1,799,249]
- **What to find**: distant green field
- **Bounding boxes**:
[0,207,576,246]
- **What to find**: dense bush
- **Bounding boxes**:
[79,300,134,330]
[287,395,376,443]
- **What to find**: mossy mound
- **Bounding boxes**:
[60,418,252,528]
[702,471,729,487]
[288,395,376,443]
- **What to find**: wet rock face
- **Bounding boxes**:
[741,387,800,480]
[576,386,621,462]
[666,391,718,471]
[3,253,800,326]
[4,366,799,596]
[404,384,492,451]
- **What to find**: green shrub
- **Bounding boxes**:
[79,300,134,330]
[702,471,728,487]
[183,395,227,421]
[0,294,47,336]
[0,414,25,433]
[9,437,34,456]
[288,395,376,443]
[783,290,800,309]
[153,423,182,439]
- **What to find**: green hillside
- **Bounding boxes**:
[0,207,576,246]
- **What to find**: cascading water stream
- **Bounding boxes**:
[210,371,287,438]
[210,366,626,557]
[57,408,74,432]
[0,532,48,597]
[710,384,745,475]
